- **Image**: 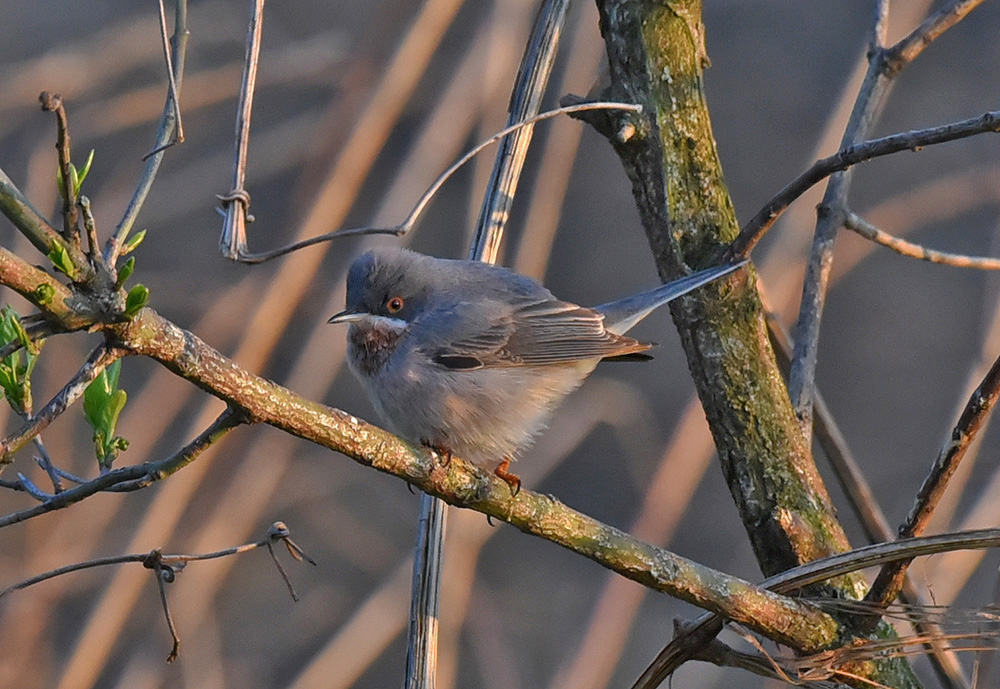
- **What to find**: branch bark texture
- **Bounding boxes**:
[592,1,918,685]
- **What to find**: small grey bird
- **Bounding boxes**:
[329,247,746,489]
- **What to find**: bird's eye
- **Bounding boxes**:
[386,296,404,313]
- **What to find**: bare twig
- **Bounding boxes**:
[884,0,989,74]
[730,109,1000,261]
[38,91,79,243]
[774,1,988,434]
[77,195,109,275]
[265,520,317,602]
[767,309,970,689]
[1,520,309,661]
[0,406,245,527]
[0,345,121,465]
[147,0,185,158]
[866,346,1000,608]
[225,101,641,264]
[31,437,63,493]
[218,0,266,260]
[0,521,300,599]
[145,549,181,662]
[106,0,188,266]
[844,210,1000,269]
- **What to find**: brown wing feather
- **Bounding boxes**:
[438,299,652,369]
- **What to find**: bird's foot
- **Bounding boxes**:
[493,458,521,497]
[421,441,453,469]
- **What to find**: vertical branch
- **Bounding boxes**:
[38,92,80,244]
[787,0,988,432]
[592,1,921,686]
[106,0,189,266]
[786,4,893,432]
[219,0,266,260]
[406,2,569,687]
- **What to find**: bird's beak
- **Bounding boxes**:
[327,309,368,325]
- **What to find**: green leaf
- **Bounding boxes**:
[116,256,135,288]
[121,229,146,255]
[67,164,79,200]
[84,359,129,468]
[47,242,77,279]
[75,150,95,195]
[0,307,42,414]
[124,284,149,318]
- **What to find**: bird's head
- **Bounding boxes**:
[328,247,433,329]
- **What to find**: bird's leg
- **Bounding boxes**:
[493,458,521,497]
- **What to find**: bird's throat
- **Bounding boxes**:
[348,322,405,377]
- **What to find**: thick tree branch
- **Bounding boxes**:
[0,233,839,649]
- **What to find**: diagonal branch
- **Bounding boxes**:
[0,406,245,527]
[844,211,1000,269]
[0,345,121,465]
[106,0,188,266]
[866,347,1000,608]
[729,110,1000,260]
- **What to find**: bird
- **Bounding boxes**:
[329,247,746,491]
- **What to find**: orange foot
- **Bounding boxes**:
[493,457,521,496]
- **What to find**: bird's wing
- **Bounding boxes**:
[420,298,652,370]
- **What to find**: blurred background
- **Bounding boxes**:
[2,1,1000,688]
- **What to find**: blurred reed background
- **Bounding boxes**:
[2,1,1000,688]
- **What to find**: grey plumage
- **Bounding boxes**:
[329,247,746,480]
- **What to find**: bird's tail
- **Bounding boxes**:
[596,259,748,335]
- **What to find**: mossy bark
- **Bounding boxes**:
[592,1,919,685]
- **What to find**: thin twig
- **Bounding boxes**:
[226,101,642,264]
[884,0,989,75]
[15,472,50,501]
[866,346,1000,608]
[0,345,120,465]
[0,406,245,527]
[0,521,302,599]
[38,92,79,243]
[145,550,182,662]
[1,520,311,662]
[869,0,891,54]
[148,0,185,157]
[106,0,188,266]
[730,109,1000,261]
[265,521,316,602]
[777,1,987,435]
[77,195,107,273]
[767,309,971,689]
[218,0,266,260]
[32,438,64,493]
[844,210,1000,269]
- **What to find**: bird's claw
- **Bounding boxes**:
[493,457,521,497]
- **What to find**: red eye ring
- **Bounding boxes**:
[386,296,404,313]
